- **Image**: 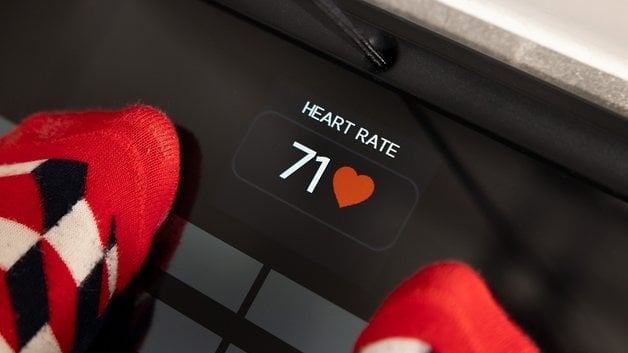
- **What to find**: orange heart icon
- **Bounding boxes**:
[333,166,375,208]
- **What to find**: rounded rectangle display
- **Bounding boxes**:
[232,111,419,251]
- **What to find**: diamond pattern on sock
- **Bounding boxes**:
[71,260,104,353]
[0,219,40,271]
[0,158,101,353]
[105,246,118,300]
[43,200,103,286]
[6,242,49,347]
[105,219,118,300]
[20,324,63,353]
[41,239,79,353]
[0,333,15,353]
[0,160,46,178]
[32,160,87,232]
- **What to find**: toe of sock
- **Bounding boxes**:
[354,262,539,353]
[113,105,180,235]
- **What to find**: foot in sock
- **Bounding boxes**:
[354,261,539,353]
[0,106,180,353]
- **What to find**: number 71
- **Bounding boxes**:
[279,141,331,193]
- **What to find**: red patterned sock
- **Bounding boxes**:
[354,262,539,353]
[0,106,179,353]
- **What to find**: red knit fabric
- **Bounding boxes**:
[0,174,44,233]
[0,106,179,352]
[354,262,539,353]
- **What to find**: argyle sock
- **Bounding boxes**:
[354,262,539,353]
[0,106,180,353]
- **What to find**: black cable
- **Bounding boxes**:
[312,0,388,69]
